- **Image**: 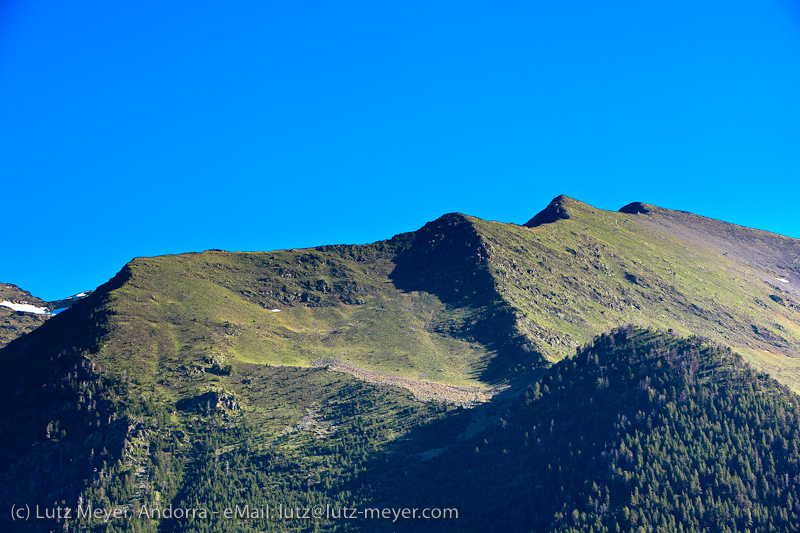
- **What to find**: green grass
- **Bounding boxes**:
[94,244,495,409]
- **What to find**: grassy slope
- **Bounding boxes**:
[0,214,516,530]
[100,243,495,400]
[470,197,800,389]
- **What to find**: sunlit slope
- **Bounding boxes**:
[469,196,800,388]
[97,239,497,394]
[620,200,800,296]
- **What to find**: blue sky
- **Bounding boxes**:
[2,0,799,300]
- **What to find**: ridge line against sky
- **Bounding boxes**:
[1,0,799,300]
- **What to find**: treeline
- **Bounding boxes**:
[63,375,452,533]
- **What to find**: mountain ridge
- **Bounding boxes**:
[4,195,800,389]
[619,201,800,295]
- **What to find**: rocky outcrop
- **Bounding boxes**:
[309,358,501,407]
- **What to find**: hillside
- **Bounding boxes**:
[1,195,800,531]
[6,196,797,391]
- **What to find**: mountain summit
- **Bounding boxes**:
[618,201,652,214]
[524,194,580,226]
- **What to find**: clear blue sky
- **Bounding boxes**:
[2,0,799,300]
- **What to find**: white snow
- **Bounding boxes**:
[777,278,790,284]
[49,308,69,315]
[0,301,49,314]
[270,309,282,313]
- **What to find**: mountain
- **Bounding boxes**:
[0,283,50,348]
[0,284,93,349]
[1,195,800,532]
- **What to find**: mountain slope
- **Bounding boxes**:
[474,196,800,387]
[0,271,460,532]
[374,327,800,532]
[620,201,800,296]
[0,219,517,532]
[5,196,798,394]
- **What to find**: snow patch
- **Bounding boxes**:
[67,292,88,299]
[777,278,790,284]
[0,301,48,314]
[270,309,282,313]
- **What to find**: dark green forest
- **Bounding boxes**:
[378,327,800,532]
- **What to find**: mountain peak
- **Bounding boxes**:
[524,195,584,227]
[618,201,656,215]
[0,283,45,306]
